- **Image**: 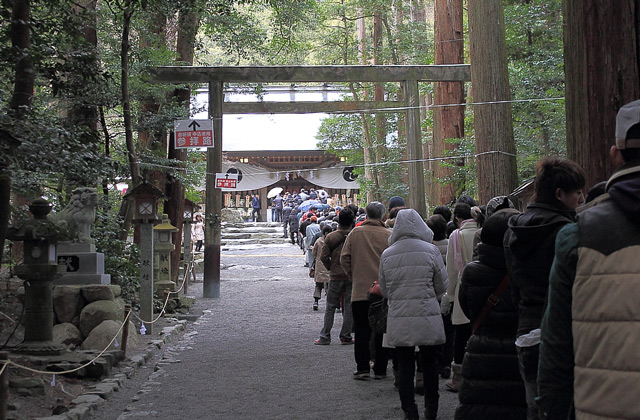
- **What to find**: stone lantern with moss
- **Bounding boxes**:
[6,198,68,355]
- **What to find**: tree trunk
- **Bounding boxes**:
[432,0,464,205]
[563,1,640,187]
[117,0,141,241]
[373,11,385,202]
[355,7,376,203]
[1,0,33,267]
[468,0,518,205]
[167,1,201,283]
[69,0,99,133]
[393,1,408,187]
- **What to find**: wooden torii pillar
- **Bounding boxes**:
[149,64,471,298]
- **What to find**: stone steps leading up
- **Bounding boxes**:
[221,221,289,246]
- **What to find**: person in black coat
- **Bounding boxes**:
[288,208,300,245]
[455,209,527,420]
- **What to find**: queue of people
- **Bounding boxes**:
[293,100,640,420]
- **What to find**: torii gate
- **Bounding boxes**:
[149,64,471,298]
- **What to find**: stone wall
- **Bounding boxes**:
[49,284,137,351]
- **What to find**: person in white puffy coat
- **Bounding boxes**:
[379,208,449,420]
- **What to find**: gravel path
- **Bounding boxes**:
[89,241,459,420]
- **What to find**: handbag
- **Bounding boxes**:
[368,280,383,297]
[368,295,388,334]
[309,261,315,278]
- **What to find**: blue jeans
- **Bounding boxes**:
[517,344,540,420]
[319,280,353,342]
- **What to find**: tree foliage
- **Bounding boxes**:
[504,0,565,182]
[2,0,575,292]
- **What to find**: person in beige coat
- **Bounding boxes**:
[311,225,332,311]
[341,201,391,380]
[444,202,481,392]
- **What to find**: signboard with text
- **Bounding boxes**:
[174,119,213,148]
[216,173,238,189]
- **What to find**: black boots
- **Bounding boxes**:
[425,401,439,420]
[403,404,419,420]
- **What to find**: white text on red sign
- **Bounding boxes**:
[216,179,237,188]
[176,131,213,148]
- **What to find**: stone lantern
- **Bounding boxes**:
[123,181,165,335]
[154,214,178,293]
[124,181,164,224]
[6,198,67,355]
[183,199,197,223]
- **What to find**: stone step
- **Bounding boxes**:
[221,237,290,246]
[223,227,282,234]
[223,222,283,229]
[221,232,285,240]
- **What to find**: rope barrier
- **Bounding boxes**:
[4,268,190,377]
[200,96,564,121]
[133,149,516,179]
[3,310,131,376]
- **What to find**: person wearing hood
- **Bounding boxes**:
[379,208,448,420]
[503,157,586,420]
[537,100,640,420]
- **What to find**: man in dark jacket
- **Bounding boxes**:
[251,194,261,222]
[314,208,355,346]
[341,202,392,380]
[503,157,586,420]
[538,100,640,420]
[288,207,300,245]
[273,194,283,222]
[282,204,292,238]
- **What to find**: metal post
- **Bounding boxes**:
[203,81,223,298]
[139,221,154,334]
[183,221,191,295]
[0,352,7,420]
[404,79,427,218]
[122,305,131,357]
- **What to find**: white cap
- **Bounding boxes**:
[615,100,640,149]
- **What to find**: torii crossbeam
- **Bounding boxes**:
[148,64,471,298]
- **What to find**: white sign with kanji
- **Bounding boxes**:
[216,173,238,189]
[174,119,214,148]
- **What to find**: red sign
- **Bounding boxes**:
[216,173,238,189]
[174,119,213,148]
[216,178,237,188]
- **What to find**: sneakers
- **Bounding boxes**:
[340,337,354,345]
[352,371,371,380]
[313,301,319,311]
[313,338,330,345]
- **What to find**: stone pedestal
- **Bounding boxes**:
[55,242,111,285]
[15,265,65,355]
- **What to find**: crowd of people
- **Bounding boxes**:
[284,100,640,420]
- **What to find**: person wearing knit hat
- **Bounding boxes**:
[485,196,515,218]
[456,208,525,419]
[388,196,406,211]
